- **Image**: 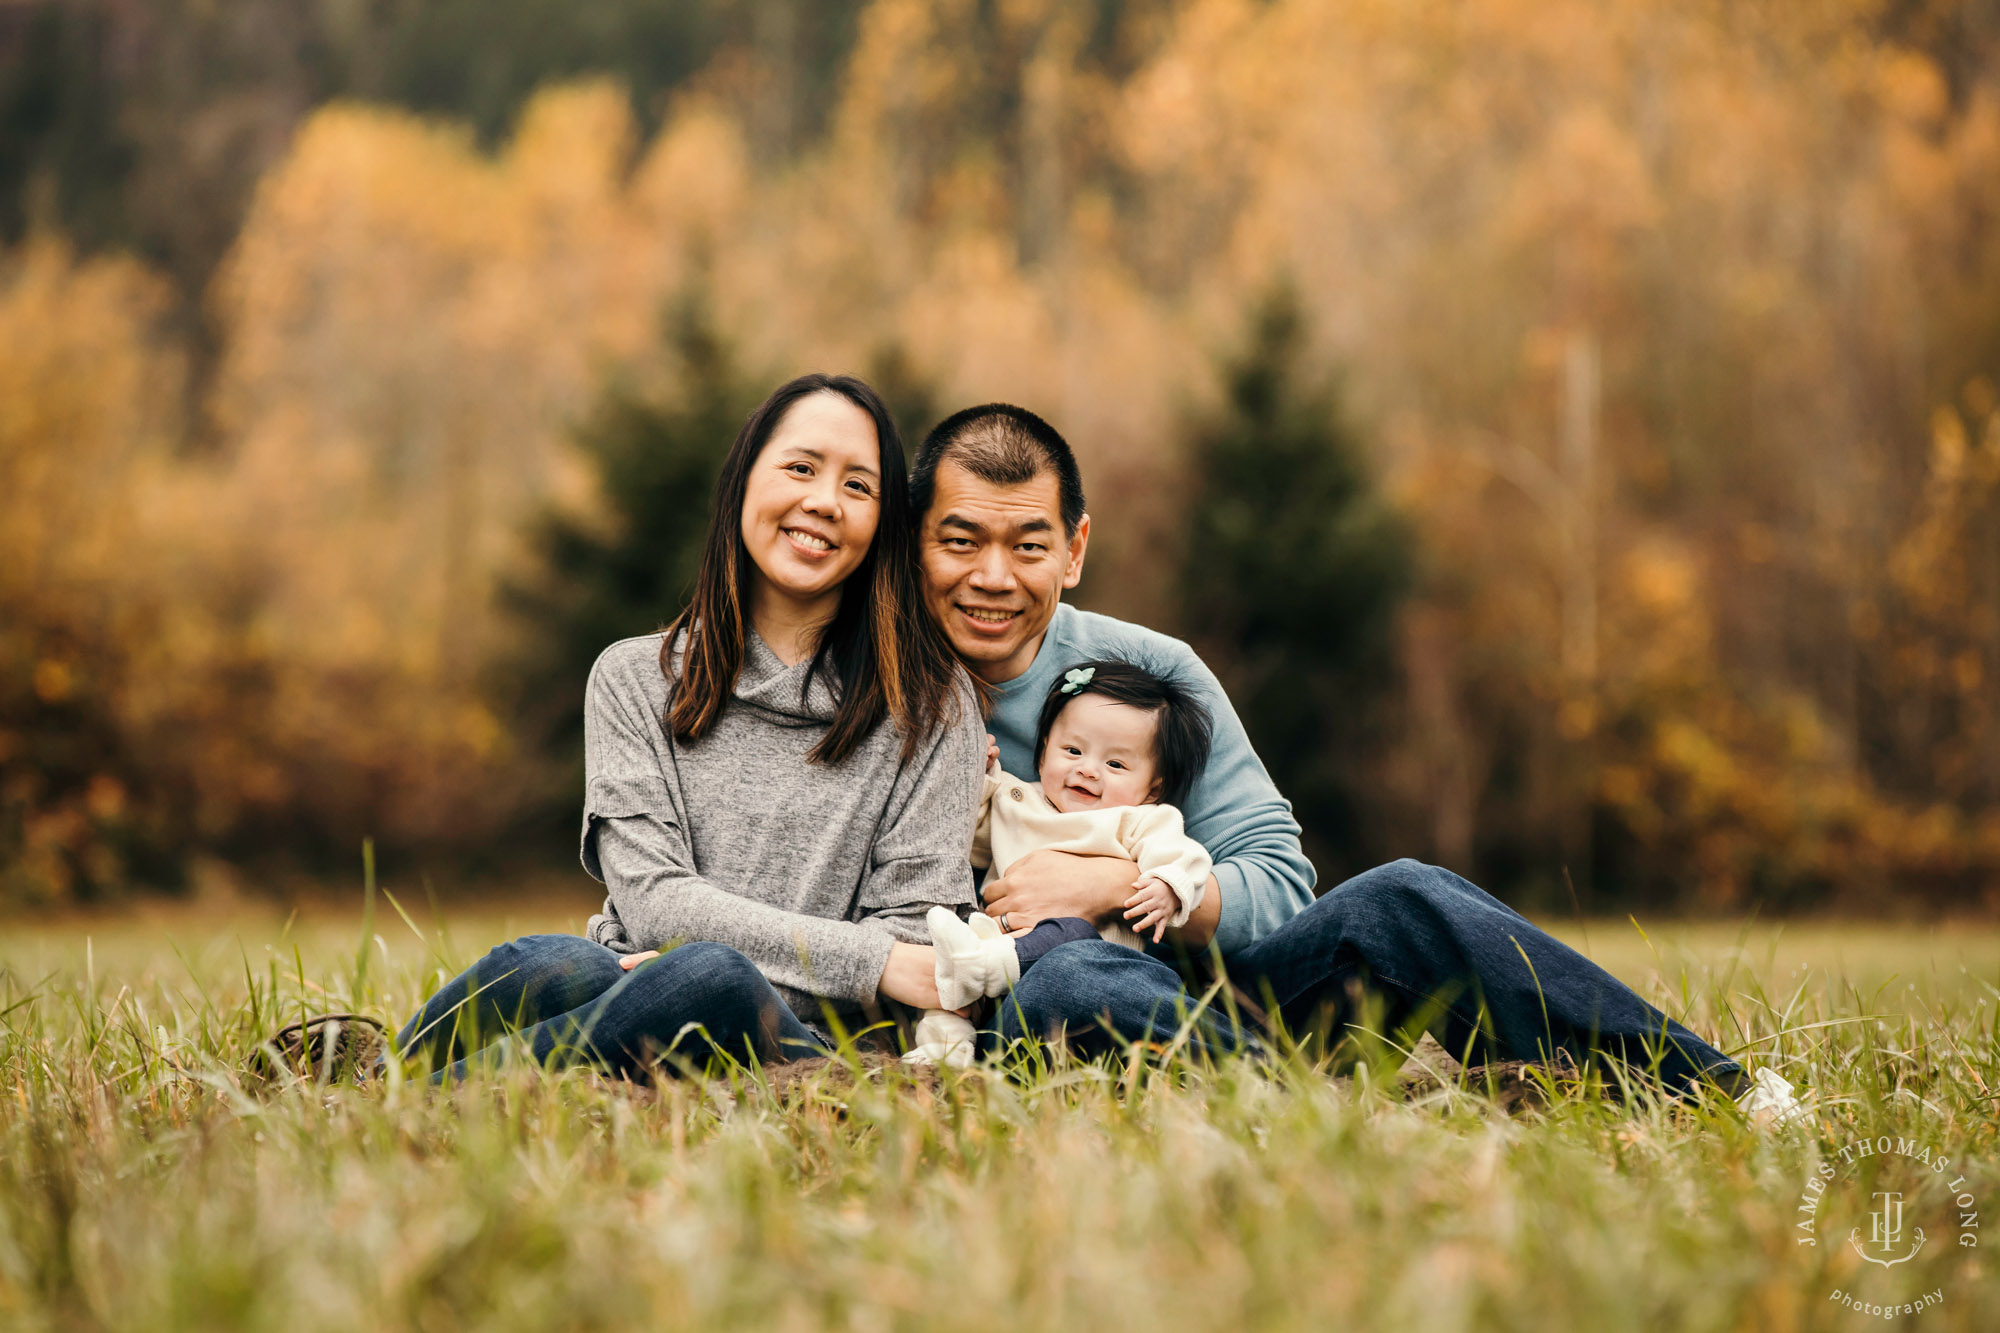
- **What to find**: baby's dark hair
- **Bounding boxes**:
[1032,659,1214,808]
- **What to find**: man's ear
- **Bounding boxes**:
[1061,513,1091,590]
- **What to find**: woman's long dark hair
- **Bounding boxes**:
[661,373,963,764]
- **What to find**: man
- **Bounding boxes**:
[913,403,1314,957]
[912,403,1765,1100]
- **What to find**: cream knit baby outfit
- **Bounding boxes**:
[973,769,1210,946]
[904,771,1213,1067]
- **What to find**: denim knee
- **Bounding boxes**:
[625,940,766,999]
[493,932,621,968]
[486,933,625,989]
[1007,939,1132,1029]
[1013,938,1125,991]
[1329,858,1453,914]
[397,934,621,1059]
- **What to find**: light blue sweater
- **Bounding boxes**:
[984,604,1317,956]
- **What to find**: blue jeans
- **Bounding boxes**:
[992,859,1744,1095]
[1013,916,1102,968]
[394,935,829,1082]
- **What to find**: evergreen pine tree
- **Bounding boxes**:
[1179,287,1414,875]
[498,299,756,811]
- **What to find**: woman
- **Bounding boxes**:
[394,373,983,1081]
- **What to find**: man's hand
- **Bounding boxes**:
[980,849,1138,931]
[982,865,1224,951]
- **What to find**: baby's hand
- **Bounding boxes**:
[984,732,1001,775]
[1122,876,1178,944]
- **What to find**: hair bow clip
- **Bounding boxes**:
[1060,667,1095,694]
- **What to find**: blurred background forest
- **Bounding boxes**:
[6,0,2000,915]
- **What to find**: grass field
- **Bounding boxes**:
[1,894,1996,1332]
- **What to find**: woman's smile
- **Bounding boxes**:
[782,525,838,557]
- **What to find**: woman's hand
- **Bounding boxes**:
[877,942,944,1009]
[619,950,660,971]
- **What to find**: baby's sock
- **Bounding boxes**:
[928,907,1021,1009]
[903,1010,977,1068]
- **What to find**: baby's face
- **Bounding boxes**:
[1038,695,1161,814]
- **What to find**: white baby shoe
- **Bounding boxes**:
[903,1009,978,1068]
[1736,1067,1814,1128]
[928,907,1021,1009]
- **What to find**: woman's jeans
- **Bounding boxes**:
[393,936,828,1082]
[991,859,1745,1095]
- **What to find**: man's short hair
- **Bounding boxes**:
[911,403,1087,535]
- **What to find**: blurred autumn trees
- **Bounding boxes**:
[5,0,2000,912]
[0,1,867,328]
[1179,289,1413,880]
[498,301,753,830]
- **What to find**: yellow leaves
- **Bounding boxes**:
[84,775,127,822]
[1114,0,1259,179]
[1876,51,1948,133]
[631,102,751,245]
[31,660,74,705]
[1654,718,1738,813]
[1497,104,1660,251]
[1624,541,1699,615]
[1556,698,1597,741]
[508,79,638,214]
[8,0,2000,902]
[1602,538,1711,692]
[1951,650,1982,697]
[453,703,505,761]
[211,83,688,709]
[1889,395,2000,627]
[0,238,181,595]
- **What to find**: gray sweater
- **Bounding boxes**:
[581,629,984,1022]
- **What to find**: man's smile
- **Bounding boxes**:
[956,604,1021,631]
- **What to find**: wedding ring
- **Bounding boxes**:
[999,912,1011,932]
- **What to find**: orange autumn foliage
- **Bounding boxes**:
[6,1,2000,908]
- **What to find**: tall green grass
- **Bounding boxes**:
[1,901,1995,1331]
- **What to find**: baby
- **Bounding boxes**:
[907,659,1214,1066]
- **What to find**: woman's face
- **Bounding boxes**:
[739,391,884,610]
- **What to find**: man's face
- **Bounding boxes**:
[919,462,1090,684]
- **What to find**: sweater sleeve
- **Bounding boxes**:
[586,816,896,1002]
[852,677,985,944]
[577,642,898,1004]
[1158,643,1318,955]
[1123,803,1213,927]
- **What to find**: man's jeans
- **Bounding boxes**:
[394,935,828,1082]
[991,858,1744,1095]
